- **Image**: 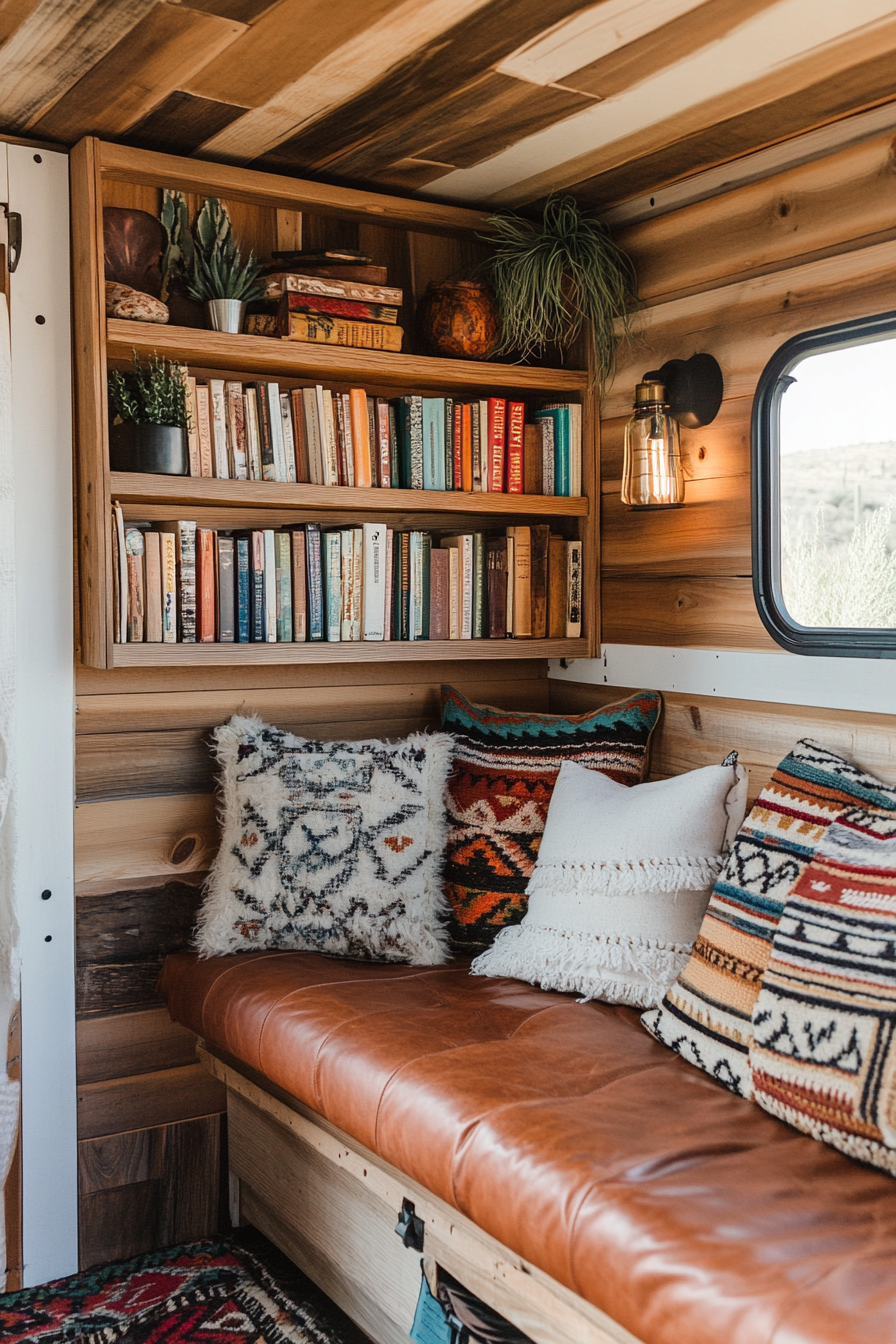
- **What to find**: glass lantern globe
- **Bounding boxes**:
[621,379,685,508]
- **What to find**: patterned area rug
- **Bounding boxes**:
[0,1235,370,1343]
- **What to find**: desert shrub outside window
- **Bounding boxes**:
[753,309,896,657]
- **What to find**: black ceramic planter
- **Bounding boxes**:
[110,422,188,475]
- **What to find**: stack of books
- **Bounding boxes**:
[111,505,583,645]
[171,374,582,495]
[246,270,404,353]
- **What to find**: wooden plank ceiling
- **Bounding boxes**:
[1,0,896,209]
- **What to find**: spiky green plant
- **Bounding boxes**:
[482,196,637,387]
[159,189,194,303]
[109,350,188,427]
[187,196,263,303]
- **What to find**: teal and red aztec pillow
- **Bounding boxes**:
[440,686,662,955]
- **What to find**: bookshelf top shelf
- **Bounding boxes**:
[106,320,591,394]
[109,472,588,516]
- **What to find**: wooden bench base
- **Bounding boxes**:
[199,1046,644,1344]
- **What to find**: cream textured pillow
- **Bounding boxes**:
[196,714,453,963]
[471,757,748,1006]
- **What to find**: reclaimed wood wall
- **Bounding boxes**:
[600,127,896,651]
[74,656,550,1267]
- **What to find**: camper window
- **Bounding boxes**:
[753,309,896,657]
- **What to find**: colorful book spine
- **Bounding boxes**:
[184,374,201,476]
[170,520,196,642]
[279,273,403,305]
[397,396,424,490]
[566,539,582,638]
[508,525,532,637]
[461,402,473,493]
[279,392,298,483]
[195,384,214,478]
[217,534,235,642]
[196,527,216,642]
[487,398,506,493]
[160,531,177,643]
[471,532,486,639]
[275,531,293,642]
[340,528,354,641]
[421,398,445,491]
[284,313,403,351]
[349,388,371,487]
[225,382,248,480]
[243,387,263,481]
[125,526,145,643]
[486,536,508,639]
[453,402,463,491]
[263,529,277,642]
[429,546,449,641]
[236,536,250,642]
[291,529,307,642]
[539,415,555,495]
[362,522,387,640]
[505,401,525,493]
[319,387,340,487]
[280,292,399,324]
[144,531,162,643]
[250,531,265,641]
[305,523,323,641]
[375,398,391,488]
[383,528,394,640]
[323,530,342,641]
[291,388,310,483]
[254,382,276,482]
[266,383,288,483]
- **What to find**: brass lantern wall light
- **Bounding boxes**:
[621,352,723,508]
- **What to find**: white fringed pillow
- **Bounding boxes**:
[471,756,748,1007]
[195,714,454,964]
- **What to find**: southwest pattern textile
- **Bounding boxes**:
[0,1237,357,1344]
[750,807,896,1174]
[440,686,661,954]
[642,739,896,1098]
[195,715,453,963]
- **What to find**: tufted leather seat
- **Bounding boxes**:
[159,951,896,1344]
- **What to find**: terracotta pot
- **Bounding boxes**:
[417,280,498,360]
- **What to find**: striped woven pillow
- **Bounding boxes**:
[641,739,896,1098]
[750,806,896,1174]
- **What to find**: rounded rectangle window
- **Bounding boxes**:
[753,308,896,657]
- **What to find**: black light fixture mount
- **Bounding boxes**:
[644,352,724,429]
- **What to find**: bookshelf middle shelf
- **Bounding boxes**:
[109,473,590,516]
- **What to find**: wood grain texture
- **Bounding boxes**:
[77,1008,198,1084]
[127,90,248,156]
[602,474,750,577]
[105,319,588,393]
[32,4,244,142]
[617,129,896,305]
[601,577,776,650]
[110,639,589,669]
[78,1113,223,1268]
[78,1063,226,1140]
[75,794,218,886]
[601,398,750,491]
[549,681,896,803]
[77,881,205,971]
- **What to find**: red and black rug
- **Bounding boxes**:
[0,1235,370,1344]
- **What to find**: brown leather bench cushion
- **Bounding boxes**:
[159,951,896,1344]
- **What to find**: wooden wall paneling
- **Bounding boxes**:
[79,1113,223,1268]
[77,1008,199,1084]
[76,878,206,1016]
[616,129,896,306]
[75,794,217,886]
[31,7,246,143]
[78,1064,226,1141]
[601,577,775,651]
[601,473,750,577]
[600,398,751,492]
[548,682,896,800]
[74,656,549,696]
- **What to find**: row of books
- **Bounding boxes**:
[173,375,582,497]
[249,270,404,352]
[112,506,583,644]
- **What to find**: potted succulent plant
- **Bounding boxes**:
[483,195,638,387]
[186,196,264,333]
[108,350,189,475]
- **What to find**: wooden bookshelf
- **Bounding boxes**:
[72,138,599,669]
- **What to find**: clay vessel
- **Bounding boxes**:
[103,208,164,297]
[417,280,498,360]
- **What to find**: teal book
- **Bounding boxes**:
[421,397,445,491]
[443,396,454,490]
[235,535,250,642]
[305,522,323,641]
[388,402,400,488]
[536,407,570,497]
[322,530,342,641]
[471,531,486,638]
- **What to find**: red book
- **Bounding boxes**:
[506,402,525,493]
[429,546,449,640]
[197,527,216,642]
[487,397,506,493]
[290,388,310,482]
[280,291,399,324]
[453,403,463,490]
[461,403,473,492]
[376,398,391,488]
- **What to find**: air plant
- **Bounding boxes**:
[109,350,188,427]
[483,195,638,388]
[186,196,264,304]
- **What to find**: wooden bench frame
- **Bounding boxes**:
[199,1046,644,1344]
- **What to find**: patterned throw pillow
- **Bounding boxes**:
[750,807,896,1175]
[642,739,896,1098]
[440,685,662,955]
[195,715,453,963]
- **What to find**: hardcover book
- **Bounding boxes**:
[505,402,525,493]
[195,383,214,478]
[279,392,298,483]
[144,530,162,643]
[196,527,216,642]
[349,388,371,487]
[250,530,265,642]
[225,382,249,480]
[486,536,508,638]
[323,530,342,641]
[243,386,263,481]
[508,525,532,637]
[305,522,324,641]
[530,524,550,639]
[275,531,293,642]
[263,529,277,642]
[160,520,196,642]
[125,526,145,643]
[429,546,449,641]
[279,291,399,325]
[264,271,402,304]
[566,539,582,638]
[216,533,235,642]
[209,380,230,479]
[362,522,387,640]
[291,528,307,642]
[184,375,201,477]
[236,535,250,642]
[284,313,403,352]
[487,397,506,493]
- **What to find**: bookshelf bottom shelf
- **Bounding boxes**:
[109,638,589,667]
